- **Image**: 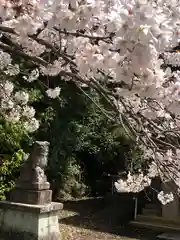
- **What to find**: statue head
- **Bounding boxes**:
[31,141,50,169]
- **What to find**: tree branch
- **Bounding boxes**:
[54,27,111,41]
[0,42,47,65]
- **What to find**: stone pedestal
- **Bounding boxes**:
[11,189,52,205]
[162,182,180,220]
[0,141,63,240]
[0,201,63,240]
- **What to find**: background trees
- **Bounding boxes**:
[0,75,143,201]
[1,0,180,203]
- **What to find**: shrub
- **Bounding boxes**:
[0,119,29,199]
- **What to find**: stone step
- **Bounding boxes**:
[135,215,180,227]
[157,232,180,240]
[145,203,159,209]
[131,215,180,232]
[130,219,180,232]
[142,208,160,216]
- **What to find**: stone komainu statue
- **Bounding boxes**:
[11,141,52,205]
[16,141,50,187]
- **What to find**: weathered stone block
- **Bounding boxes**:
[11,189,52,205]
[0,201,63,240]
[16,181,50,190]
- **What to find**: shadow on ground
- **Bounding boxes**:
[59,195,161,240]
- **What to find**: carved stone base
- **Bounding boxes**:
[16,181,50,190]
[0,201,63,240]
[11,189,52,205]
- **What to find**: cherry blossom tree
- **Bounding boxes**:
[1,0,180,204]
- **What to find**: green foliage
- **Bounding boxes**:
[125,147,146,173]
[57,160,87,200]
[0,118,30,200]
[0,74,145,201]
[45,81,137,199]
[0,149,25,200]
[28,88,43,103]
[0,118,30,153]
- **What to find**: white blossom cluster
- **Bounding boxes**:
[157,191,174,205]
[1,0,180,203]
[115,172,152,193]
[46,87,61,99]
[0,51,39,132]
[0,80,39,132]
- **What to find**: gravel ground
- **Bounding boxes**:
[58,198,160,240]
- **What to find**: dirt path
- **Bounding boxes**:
[58,198,159,240]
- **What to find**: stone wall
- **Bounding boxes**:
[0,201,63,240]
